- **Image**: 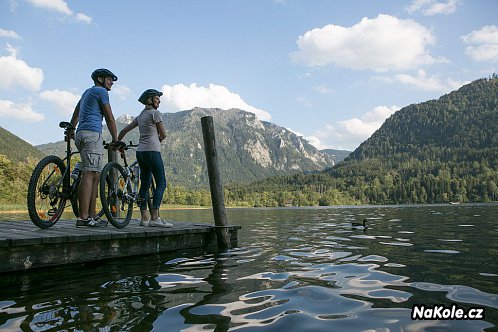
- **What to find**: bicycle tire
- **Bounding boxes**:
[70,177,105,219]
[147,178,156,212]
[27,155,67,229]
[100,161,133,228]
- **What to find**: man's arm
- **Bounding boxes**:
[69,100,81,138]
[102,103,118,141]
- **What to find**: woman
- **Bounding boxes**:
[117,89,172,227]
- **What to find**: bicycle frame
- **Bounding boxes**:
[61,123,80,199]
[27,121,81,228]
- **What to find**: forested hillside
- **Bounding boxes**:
[0,127,43,163]
[0,127,42,206]
[227,75,498,205]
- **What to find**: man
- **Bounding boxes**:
[70,68,119,227]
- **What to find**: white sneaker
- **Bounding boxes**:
[162,220,173,227]
[140,219,150,226]
[150,217,173,228]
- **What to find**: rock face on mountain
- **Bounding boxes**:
[38,108,338,188]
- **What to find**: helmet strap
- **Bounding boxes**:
[96,77,105,87]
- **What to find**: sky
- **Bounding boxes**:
[0,0,497,151]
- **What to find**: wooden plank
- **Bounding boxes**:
[0,219,240,273]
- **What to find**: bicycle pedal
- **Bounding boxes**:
[47,208,57,216]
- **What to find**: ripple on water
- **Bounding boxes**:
[239,272,293,282]
[379,241,414,247]
[187,285,371,330]
[424,249,460,254]
[358,255,388,263]
[272,255,298,262]
[479,273,498,277]
[384,263,406,268]
[412,282,498,309]
[156,274,206,288]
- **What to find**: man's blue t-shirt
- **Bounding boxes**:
[76,86,110,133]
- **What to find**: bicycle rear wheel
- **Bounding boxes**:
[100,162,133,228]
[27,155,67,229]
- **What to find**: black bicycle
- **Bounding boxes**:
[27,121,104,229]
[100,141,155,228]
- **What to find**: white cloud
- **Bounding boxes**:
[0,99,45,122]
[462,25,498,62]
[379,69,467,92]
[39,89,80,116]
[313,85,334,95]
[112,85,131,100]
[290,14,438,72]
[160,83,272,121]
[406,0,460,16]
[0,44,44,91]
[304,136,330,150]
[26,0,92,24]
[0,28,21,39]
[314,105,400,150]
[27,0,72,15]
[296,96,312,109]
[288,127,328,150]
[75,13,92,24]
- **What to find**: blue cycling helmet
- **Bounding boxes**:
[138,89,163,105]
[91,68,118,82]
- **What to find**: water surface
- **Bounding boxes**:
[1,204,497,331]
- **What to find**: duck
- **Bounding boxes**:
[352,219,368,230]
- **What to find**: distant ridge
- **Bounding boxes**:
[0,126,43,163]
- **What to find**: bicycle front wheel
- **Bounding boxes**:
[27,155,67,229]
[100,162,133,228]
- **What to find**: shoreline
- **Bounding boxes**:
[2,202,495,214]
[0,205,212,214]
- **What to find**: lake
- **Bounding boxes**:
[1,204,497,331]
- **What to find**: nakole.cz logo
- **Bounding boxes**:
[412,304,485,320]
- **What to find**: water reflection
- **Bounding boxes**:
[1,204,497,331]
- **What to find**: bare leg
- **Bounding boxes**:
[140,210,150,222]
[78,171,95,220]
[88,171,100,218]
[151,208,159,220]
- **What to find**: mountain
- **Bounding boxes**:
[320,149,351,164]
[37,108,338,188]
[232,75,498,205]
[0,126,43,163]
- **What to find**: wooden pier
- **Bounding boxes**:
[0,220,240,273]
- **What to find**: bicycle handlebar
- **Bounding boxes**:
[103,141,138,151]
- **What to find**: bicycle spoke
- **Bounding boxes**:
[28,156,67,228]
[100,162,133,228]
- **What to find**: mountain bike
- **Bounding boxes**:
[27,122,104,229]
[100,141,155,229]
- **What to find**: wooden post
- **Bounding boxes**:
[201,116,230,249]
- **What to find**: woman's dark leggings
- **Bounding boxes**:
[136,151,166,210]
